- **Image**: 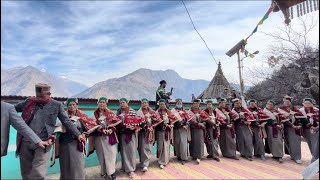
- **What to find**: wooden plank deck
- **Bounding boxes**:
[48,141,312,179]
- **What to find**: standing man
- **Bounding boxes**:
[247,99,269,160]
[278,95,304,164]
[263,100,285,163]
[220,88,232,103]
[231,89,239,99]
[1,101,48,157]
[155,80,173,110]
[14,83,85,179]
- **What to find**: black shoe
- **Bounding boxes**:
[110,174,117,180]
[100,173,107,177]
[207,155,213,159]
[177,157,182,161]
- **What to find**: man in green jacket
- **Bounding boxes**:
[155,80,172,110]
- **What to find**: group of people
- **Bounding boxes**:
[1,82,319,180]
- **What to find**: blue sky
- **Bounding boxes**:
[1,1,319,86]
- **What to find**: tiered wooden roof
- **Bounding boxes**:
[197,62,232,100]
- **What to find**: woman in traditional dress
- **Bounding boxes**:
[263,100,284,163]
[88,97,121,180]
[299,98,319,163]
[155,99,178,169]
[188,99,210,164]
[247,99,270,160]
[215,98,239,160]
[116,98,144,178]
[231,98,255,161]
[204,99,223,162]
[278,95,305,164]
[137,98,162,172]
[51,98,100,180]
[171,98,192,165]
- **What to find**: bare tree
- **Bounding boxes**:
[245,15,319,105]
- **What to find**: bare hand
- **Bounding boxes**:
[83,132,89,137]
[102,129,108,134]
[244,121,251,125]
[199,123,206,129]
[183,126,188,130]
[78,134,86,143]
[135,128,141,133]
[227,124,233,129]
[47,139,54,145]
[106,129,113,135]
[294,125,301,130]
[36,141,49,149]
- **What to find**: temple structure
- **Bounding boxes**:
[197,62,233,100]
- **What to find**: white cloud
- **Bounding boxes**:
[1,1,319,87]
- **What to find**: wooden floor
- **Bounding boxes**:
[48,141,312,179]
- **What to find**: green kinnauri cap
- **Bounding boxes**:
[119,98,128,103]
[159,99,166,103]
[267,100,275,105]
[141,98,149,103]
[303,98,314,103]
[66,98,78,105]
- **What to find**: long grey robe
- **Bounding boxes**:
[157,130,171,165]
[171,107,191,161]
[299,107,319,162]
[119,133,137,172]
[303,129,318,161]
[203,109,220,159]
[232,108,253,158]
[138,131,152,167]
[312,131,319,162]
[205,127,220,158]
[215,108,236,158]
[173,128,189,160]
[188,109,206,160]
[117,107,139,173]
[93,135,117,176]
[263,108,284,158]
[278,107,301,161]
[189,128,204,159]
[252,126,266,156]
[235,125,253,157]
[59,140,85,180]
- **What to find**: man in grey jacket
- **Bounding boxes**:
[1,101,48,157]
[14,83,86,180]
